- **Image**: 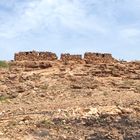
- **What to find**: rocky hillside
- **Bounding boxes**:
[0,61,140,140]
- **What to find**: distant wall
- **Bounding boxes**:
[14,51,58,61]
[14,51,117,64]
[84,52,116,64]
[60,53,82,62]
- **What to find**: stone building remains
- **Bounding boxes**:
[14,51,117,64]
[14,51,57,61]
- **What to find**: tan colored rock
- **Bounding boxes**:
[84,52,117,64]
[61,53,83,63]
[14,51,58,61]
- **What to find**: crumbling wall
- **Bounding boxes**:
[84,52,116,64]
[14,51,58,61]
[14,51,117,64]
[60,53,82,63]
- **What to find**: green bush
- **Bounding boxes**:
[0,61,9,68]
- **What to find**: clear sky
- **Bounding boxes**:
[0,0,140,60]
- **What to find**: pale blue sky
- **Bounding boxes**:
[0,0,140,60]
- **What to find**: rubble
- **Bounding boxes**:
[0,51,139,139]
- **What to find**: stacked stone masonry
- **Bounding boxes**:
[14,51,58,61]
[60,53,82,62]
[84,52,116,64]
[14,51,117,63]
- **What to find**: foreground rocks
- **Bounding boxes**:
[0,61,139,139]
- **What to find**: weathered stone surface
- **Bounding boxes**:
[13,51,119,67]
[10,61,52,71]
[15,51,58,61]
[0,58,140,140]
[84,52,117,64]
[61,53,82,63]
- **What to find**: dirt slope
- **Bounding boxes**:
[0,62,140,140]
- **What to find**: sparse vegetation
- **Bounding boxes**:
[40,84,49,90]
[123,80,134,86]
[0,96,8,102]
[38,119,54,128]
[0,61,9,68]
[103,91,108,96]
[8,121,17,127]
[136,86,140,93]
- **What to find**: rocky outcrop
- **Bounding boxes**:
[0,56,140,140]
[10,61,52,71]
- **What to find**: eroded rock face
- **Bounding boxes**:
[9,61,52,71]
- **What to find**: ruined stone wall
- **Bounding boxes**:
[84,52,116,64]
[14,51,58,61]
[60,53,82,63]
[14,51,117,64]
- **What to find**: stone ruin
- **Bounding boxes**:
[60,53,82,63]
[84,52,116,64]
[14,51,117,64]
[14,51,57,61]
